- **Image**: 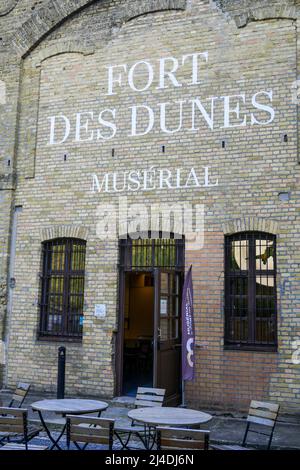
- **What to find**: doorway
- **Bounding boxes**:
[123,272,154,396]
[116,236,185,405]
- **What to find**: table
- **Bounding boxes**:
[31,399,108,450]
[127,406,212,449]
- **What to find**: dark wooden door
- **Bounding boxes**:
[153,269,182,405]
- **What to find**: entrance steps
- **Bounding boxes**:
[110,396,135,408]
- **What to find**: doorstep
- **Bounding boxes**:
[110,396,135,408]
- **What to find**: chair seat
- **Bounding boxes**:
[0,443,48,451]
[211,444,254,451]
[3,424,42,443]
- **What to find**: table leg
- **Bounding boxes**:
[135,424,156,450]
[114,430,132,450]
[37,410,66,450]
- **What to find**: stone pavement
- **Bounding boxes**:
[1,390,300,450]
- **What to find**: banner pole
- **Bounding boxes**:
[181,379,185,407]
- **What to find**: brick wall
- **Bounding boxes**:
[185,230,278,412]
[0,0,299,412]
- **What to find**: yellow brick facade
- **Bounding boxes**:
[0,0,299,413]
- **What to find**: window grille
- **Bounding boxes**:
[39,238,86,340]
[224,232,277,350]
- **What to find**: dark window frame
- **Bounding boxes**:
[38,238,86,341]
[224,231,277,352]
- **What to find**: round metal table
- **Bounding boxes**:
[127,406,212,449]
[31,399,108,450]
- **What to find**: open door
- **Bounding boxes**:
[153,269,182,405]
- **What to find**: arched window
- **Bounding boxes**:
[224,232,277,350]
[39,238,86,340]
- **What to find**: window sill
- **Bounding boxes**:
[224,344,277,353]
[37,335,82,344]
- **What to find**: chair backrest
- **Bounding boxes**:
[244,400,280,449]
[9,383,31,408]
[247,400,279,428]
[0,407,28,443]
[135,387,166,408]
[66,415,115,450]
[157,427,210,451]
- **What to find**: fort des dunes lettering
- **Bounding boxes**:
[47,51,275,145]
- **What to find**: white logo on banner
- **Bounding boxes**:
[186,338,194,368]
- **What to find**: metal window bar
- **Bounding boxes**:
[39,238,86,339]
[119,233,184,271]
[225,232,276,349]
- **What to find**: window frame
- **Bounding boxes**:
[38,237,86,342]
[224,231,277,352]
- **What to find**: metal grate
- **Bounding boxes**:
[225,232,277,350]
[119,234,185,271]
[39,238,86,340]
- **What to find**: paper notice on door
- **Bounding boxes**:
[160,299,168,315]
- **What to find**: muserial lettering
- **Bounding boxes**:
[91,166,219,194]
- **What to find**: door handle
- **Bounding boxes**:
[157,328,161,339]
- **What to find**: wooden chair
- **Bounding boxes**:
[0,407,46,450]
[9,383,31,408]
[114,387,166,449]
[0,382,31,409]
[134,387,166,409]
[157,427,210,450]
[66,415,115,450]
[211,400,280,450]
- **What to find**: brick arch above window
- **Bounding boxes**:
[222,217,279,236]
[40,225,89,242]
[111,0,186,27]
[212,1,298,29]
[12,0,187,58]
[33,42,95,68]
[0,0,19,17]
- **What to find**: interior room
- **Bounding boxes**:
[122,273,154,396]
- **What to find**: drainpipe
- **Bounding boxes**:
[4,205,22,387]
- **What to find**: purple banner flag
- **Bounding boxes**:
[182,265,195,381]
